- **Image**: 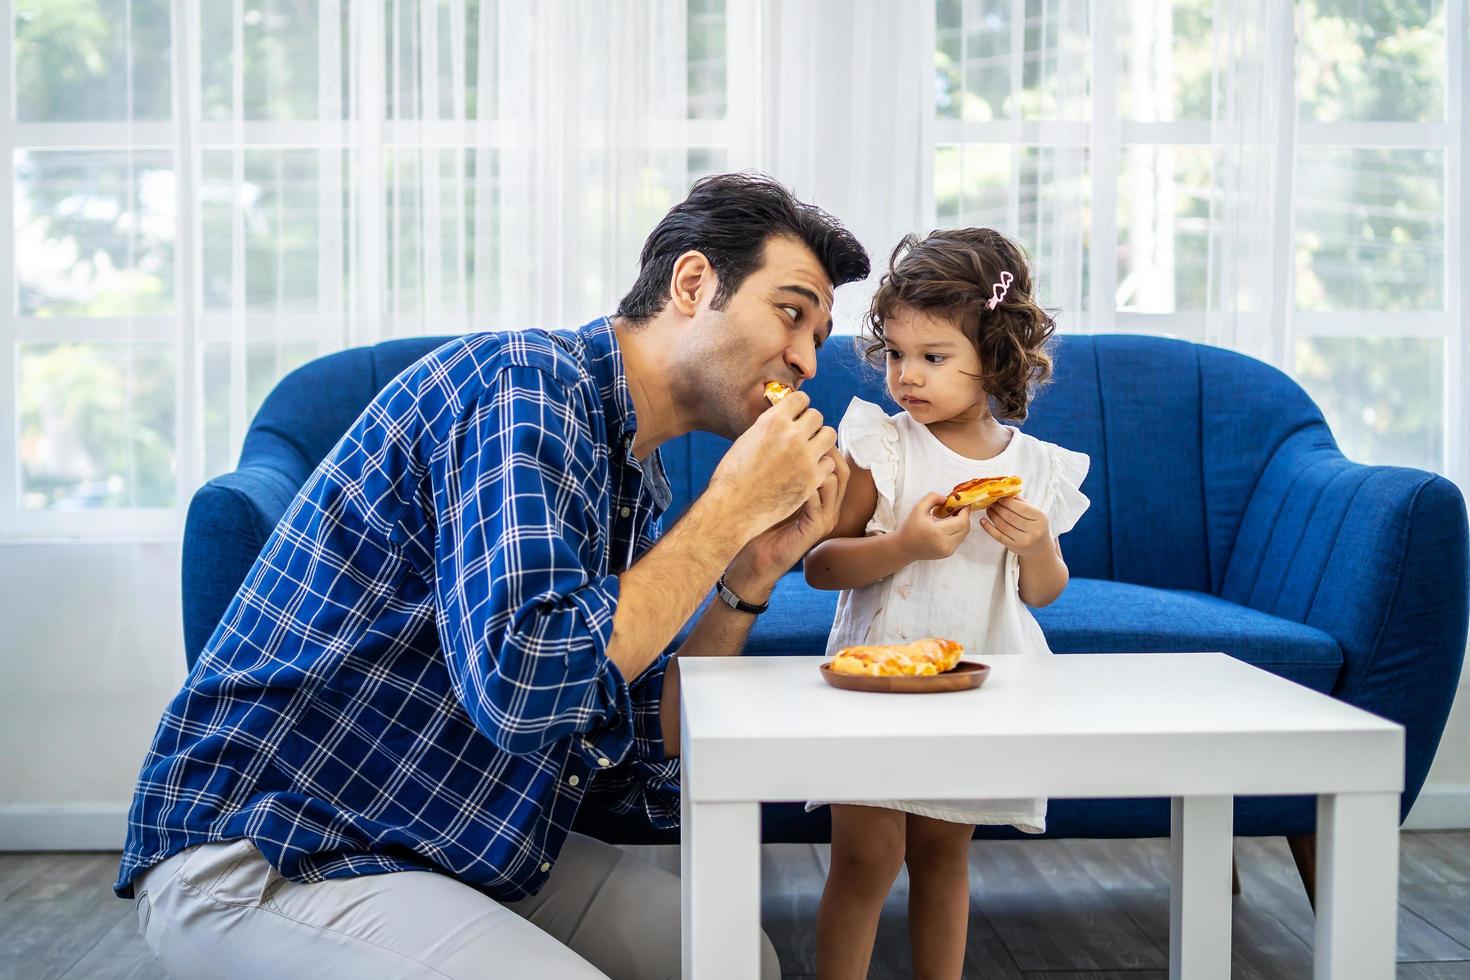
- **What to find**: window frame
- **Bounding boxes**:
[925,0,1464,488]
[1,0,745,539]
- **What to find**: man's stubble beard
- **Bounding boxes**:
[671,309,756,442]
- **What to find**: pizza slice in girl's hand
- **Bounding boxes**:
[829,638,965,677]
[942,475,1022,516]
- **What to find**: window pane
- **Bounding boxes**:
[379,0,496,121]
[203,341,319,478]
[1019,0,1088,118]
[201,0,321,121]
[935,144,1090,312]
[201,149,336,313]
[1294,336,1443,471]
[687,147,729,183]
[19,342,176,509]
[382,147,493,318]
[1295,147,1443,311]
[385,0,424,120]
[1118,0,1212,121]
[1299,0,1444,123]
[935,0,1089,121]
[15,0,172,122]
[687,0,726,119]
[1117,145,1212,313]
[15,150,176,317]
[570,153,692,311]
[465,0,491,120]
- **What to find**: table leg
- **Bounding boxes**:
[1314,792,1399,980]
[680,793,761,979]
[1169,795,1233,980]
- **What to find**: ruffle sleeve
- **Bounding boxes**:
[838,398,902,535]
[1045,443,1091,536]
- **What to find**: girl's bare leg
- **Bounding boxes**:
[904,814,975,979]
[816,805,908,980]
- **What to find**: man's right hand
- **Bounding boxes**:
[707,388,837,539]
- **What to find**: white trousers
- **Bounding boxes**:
[134,835,780,979]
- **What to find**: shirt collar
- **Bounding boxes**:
[579,316,637,446]
[578,316,672,512]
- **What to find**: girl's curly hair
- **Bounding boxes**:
[863,228,1056,422]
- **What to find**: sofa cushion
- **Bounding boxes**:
[1035,578,1343,691]
[742,573,843,655]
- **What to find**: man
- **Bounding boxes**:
[118,173,870,978]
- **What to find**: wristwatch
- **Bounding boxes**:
[716,575,769,615]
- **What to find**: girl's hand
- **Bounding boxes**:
[896,493,972,561]
[979,495,1052,557]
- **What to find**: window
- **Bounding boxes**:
[927,0,1463,481]
[2,0,737,537]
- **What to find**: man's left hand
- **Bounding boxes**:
[724,447,850,600]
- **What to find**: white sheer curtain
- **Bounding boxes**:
[2,0,1465,846]
[0,0,745,841]
[191,0,726,487]
[496,1,692,329]
[743,0,930,328]
[925,0,1301,358]
[1201,0,1297,366]
[10,0,1389,525]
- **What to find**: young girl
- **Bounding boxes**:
[803,227,1090,979]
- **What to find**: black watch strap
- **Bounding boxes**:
[716,575,769,615]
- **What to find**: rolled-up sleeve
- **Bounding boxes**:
[432,365,644,762]
[583,649,681,828]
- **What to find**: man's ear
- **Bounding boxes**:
[668,250,715,318]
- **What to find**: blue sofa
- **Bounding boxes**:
[182,333,1468,857]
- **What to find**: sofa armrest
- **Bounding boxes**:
[180,463,304,668]
[1222,426,1469,814]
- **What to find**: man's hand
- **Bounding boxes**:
[725,447,850,598]
[706,389,838,542]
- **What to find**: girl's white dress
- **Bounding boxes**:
[806,397,1091,832]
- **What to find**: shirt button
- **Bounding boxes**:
[567,774,580,787]
[541,862,551,872]
[597,757,612,768]
[620,506,631,518]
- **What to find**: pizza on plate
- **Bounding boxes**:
[829,637,964,677]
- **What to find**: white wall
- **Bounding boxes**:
[1408,661,1470,830]
[0,541,1467,849]
[0,542,185,849]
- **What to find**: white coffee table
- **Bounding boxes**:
[678,653,1403,980]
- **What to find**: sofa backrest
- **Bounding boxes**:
[184,329,1333,663]
[1023,335,1329,594]
[664,334,1331,596]
[239,336,454,487]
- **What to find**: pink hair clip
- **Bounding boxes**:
[986,271,1014,310]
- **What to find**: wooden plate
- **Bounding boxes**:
[818,660,990,694]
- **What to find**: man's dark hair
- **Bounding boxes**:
[615,173,870,322]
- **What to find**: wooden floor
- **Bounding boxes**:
[2,832,1467,978]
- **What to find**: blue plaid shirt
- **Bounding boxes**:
[116,317,680,901]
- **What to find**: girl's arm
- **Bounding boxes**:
[804,457,912,591]
[1017,537,1069,607]
[980,497,1069,606]
[808,453,983,591]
